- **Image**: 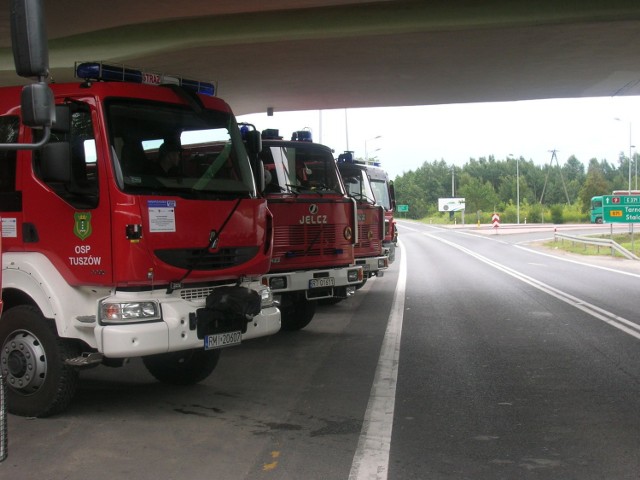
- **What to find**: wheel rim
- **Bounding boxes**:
[1,329,47,395]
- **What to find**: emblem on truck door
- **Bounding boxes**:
[73,212,92,240]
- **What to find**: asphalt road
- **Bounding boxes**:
[390,222,640,480]
[2,222,640,479]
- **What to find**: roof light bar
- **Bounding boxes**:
[337,151,381,167]
[76,62,143,83]
[75,62,216,96]
[291,130,313,142]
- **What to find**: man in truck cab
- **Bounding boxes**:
[154,141,182,176]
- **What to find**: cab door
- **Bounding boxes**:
[23,99,113,286]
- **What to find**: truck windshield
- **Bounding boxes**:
[261,144,344,195]
[341,166,376,204]
[107,100,255,197]
[369,178,391,210]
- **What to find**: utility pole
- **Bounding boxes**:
[539,149,571,205]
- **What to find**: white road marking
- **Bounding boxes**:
[516,244,640,278]
[349,239,407,480]
[426,233,640,340]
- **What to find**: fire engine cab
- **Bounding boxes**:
[359,160,397,263]
[248,128,362,330]
[0,62,280,417]
[336,152,388,282]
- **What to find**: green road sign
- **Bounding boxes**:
[397,204,409,212]
[603,195,640,206]
[603,195,640,222]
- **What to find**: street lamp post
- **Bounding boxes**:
[451,165,455,196]
[615,118,633,192]
[517,156,520,224]
[509,154,519,224]
[365,135,382,162]
[633,141,637,243]
[633,145,637,190]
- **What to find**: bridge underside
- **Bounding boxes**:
[0,1,639,114]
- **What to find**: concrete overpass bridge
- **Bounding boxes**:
[1,0,639,115]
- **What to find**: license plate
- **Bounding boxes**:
[309,277,335,288]
[204,331,242,350]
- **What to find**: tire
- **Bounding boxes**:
[143,348,221,385]
[596,217,603,224]
[280,296,316,331]
[0,305,80,417]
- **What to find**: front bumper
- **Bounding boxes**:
[263,265,363,300]
[94,280,280,357]
[355,255,389,278]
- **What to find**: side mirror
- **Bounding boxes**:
[10,0,49,78]
[255,160,265,193]
[241,127,264,193]
[389,180,396,210]
[21,83,54,127]
[52,104,70,132]
[0,0,54,150]
[244,129,262,158]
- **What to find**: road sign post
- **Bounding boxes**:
[491,213,500,233]
[396,204,408,217]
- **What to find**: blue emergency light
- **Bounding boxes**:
[261,129,282,140]
[337,150,382,167]
[291,130,313,142]
[337,151,355,163]
[75,62,216,96]
[76,62,143,83]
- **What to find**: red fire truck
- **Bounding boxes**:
[361,160,397,263]
[0,62,281,417]
[249,128,362,330]
[336,152,388,282]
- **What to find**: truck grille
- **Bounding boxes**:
[155,247,259,270]
[274,224,340,256]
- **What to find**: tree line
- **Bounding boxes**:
[387,152,639,223]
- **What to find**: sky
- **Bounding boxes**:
[237,96,640,181]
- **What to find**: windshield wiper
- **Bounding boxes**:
[350,192,376,205]
[284,184,302,196]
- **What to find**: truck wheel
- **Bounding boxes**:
[596,217,603,224]
[143,348,221,385]
[0,305,80,417]
[280,297,316,331]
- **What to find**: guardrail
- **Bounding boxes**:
[554,233,639,260]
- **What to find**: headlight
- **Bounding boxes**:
[347,268,361,282]
[269,276,287,290]
[99,301,160,324]
[260,287,275,308]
